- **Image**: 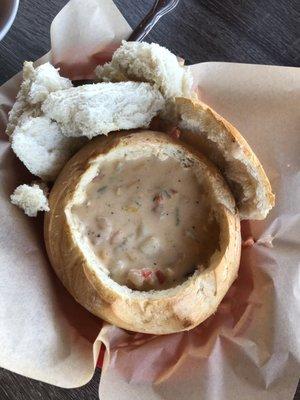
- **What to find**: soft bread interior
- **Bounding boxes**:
[95,40,193,99]
[42,82,165,138]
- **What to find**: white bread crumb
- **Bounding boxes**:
[10,183,50,217]
[11,116,86,181]
[27,62,72,104]
[42,82,165,139]
[95,41,193,99]
[6,61,72,136]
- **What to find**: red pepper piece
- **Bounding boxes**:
[142,269,152,279]
[169,127,181,139]
[242,237,255,248]
[155,270,166,284]
[153,193,164,204]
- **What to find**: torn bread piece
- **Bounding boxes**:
[11,183,50,217]
[11,116,86,181]
[6,61,72,136]
[161,97,275,220]
[42,82,165,139]
[95,41,193,99]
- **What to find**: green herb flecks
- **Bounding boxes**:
[175,207,180,226]
[97,185,108,193]
[162,189,171,199]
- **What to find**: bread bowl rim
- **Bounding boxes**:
[44,130,241,334]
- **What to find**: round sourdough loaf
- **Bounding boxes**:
[44,131,241,334]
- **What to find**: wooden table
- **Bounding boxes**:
[0,0,299,398]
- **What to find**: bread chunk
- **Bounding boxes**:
[6,61,72,136]
[42,81,165,138]
[95,41,193,99]
[11,116,86,181]
[11,183,49,217]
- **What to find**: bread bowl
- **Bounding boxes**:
[45,130,241,334]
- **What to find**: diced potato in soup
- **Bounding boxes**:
[139,236,160,256]
[71,155,219,291]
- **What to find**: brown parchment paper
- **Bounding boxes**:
[0,0,299,398]
[0,0,130,388]
[98,63,300,400]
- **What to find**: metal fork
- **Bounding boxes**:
[72,0,180,85]
[128,0,180,42]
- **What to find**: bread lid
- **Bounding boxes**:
[161,98,275,220]
[44,131,241,334]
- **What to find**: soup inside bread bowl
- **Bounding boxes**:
[44,131,241,334]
